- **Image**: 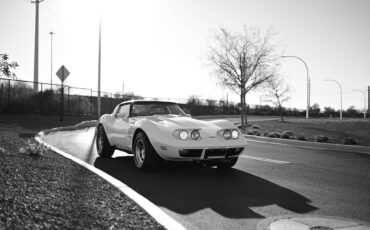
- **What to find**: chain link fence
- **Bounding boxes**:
[0,78,132,116]
[1,77,302,117]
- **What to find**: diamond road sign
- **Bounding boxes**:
[56,65,70,83]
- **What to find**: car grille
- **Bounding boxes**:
[205,148,244,158]
[179,148,244,158]
[179,149,203,157]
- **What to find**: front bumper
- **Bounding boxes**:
[151,139,246,161]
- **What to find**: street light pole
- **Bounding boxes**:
[325,79,342,120]
[49,31,55,88]
[353,89,367,119]
[281,55,310,119]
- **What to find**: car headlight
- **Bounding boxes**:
[231,130,239,139]
[191,130,200,140]
[223,130,232,139]
[179,130,188,140]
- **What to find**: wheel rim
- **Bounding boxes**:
[97,127,104,153]
[135,139,145,167]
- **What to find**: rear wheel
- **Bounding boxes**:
[217,157,238,169]
[133,132,162,171]
[96,125,114,157]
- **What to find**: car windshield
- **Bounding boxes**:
[131,102,186,117]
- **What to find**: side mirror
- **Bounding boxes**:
[185,113,191,118]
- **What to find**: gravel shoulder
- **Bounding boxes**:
[0,123,164,230]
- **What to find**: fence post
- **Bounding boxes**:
[77,89,80,115]
[39,83,43,114]
[90,89,93,116]
[0,83,3,115]
[7,79,10,113]
[67,86,70,115]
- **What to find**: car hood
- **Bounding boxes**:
[133,115,232,131]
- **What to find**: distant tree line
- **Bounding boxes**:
[182,95,366,118]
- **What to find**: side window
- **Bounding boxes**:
[116,104,130,119]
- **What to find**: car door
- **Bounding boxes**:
[110,104,131,148]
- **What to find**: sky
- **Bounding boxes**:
[0,0,369,111]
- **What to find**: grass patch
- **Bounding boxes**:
[248,118,370,146]
[0,114,96,132]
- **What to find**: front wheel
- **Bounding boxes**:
[133,132,162,171]
[217,157,238,169]
[96,125,114,157]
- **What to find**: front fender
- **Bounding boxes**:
[129,119,173,150]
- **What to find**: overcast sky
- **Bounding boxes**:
[0,0,369,111]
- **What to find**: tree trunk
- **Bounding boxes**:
[240,88,247,129]
[280,105,284,122]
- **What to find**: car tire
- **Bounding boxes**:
[96,125,115,157]
[133,132,162,171]
[217,157,238,169]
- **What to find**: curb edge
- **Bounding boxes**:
[35,136,186,230]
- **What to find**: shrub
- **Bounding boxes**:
[295,135,307,141]
[281,131,294,139]
[342,137,357,145]
[268,132,281,138]
[19,139,49,157]
[251,124,261,130]
[315,135,329,143]
[247,130,260,136]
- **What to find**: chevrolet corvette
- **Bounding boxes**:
[96,100,246,170]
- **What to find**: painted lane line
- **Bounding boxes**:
[35,137,186,230]
[240,155,290,164]
[244,136,370,155]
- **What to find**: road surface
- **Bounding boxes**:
[42,127,370,230]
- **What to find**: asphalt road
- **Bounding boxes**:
[42,127,370,230]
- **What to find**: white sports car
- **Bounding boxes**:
[96,100,246,170]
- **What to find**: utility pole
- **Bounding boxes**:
[97,17,102,117]
[49,31,55,88]
[32,0,44,91]
[353,89,367,119]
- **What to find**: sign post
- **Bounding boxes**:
[56,65,70,121]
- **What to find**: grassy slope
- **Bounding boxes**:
[249,118,370,146]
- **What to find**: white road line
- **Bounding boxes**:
[35,137,186,230]
[240,155,290,164]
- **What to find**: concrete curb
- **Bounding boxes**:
[35,134,186,230]
[244,134,370,155]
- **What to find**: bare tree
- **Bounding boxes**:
[0,54,18,79]
[208,26,279,128]
[264,76,290,121]
[206,99,216,107]
[187,95,201,106]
